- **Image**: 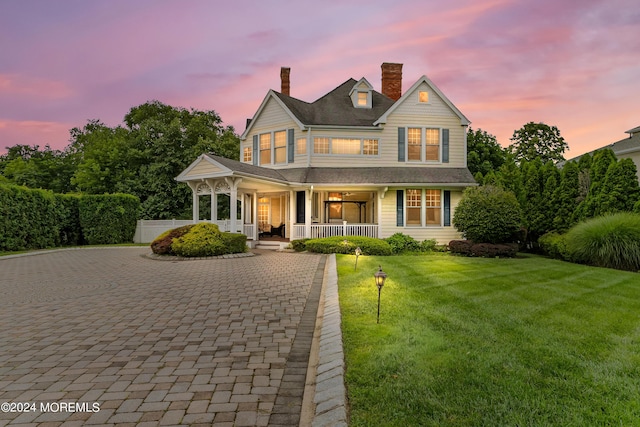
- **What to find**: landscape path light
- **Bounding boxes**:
[374,265,387,324]
[354,247,362,270]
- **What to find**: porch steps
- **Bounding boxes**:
[255,241,288,251]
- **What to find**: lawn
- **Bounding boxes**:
[337,253,640,426]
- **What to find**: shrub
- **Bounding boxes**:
[564,213,640,272]
[449,240,518,257]
[421,239,438,252]
[170,223,247,257]
[150,225,194,255]
[470,243,518,258]
[290,238,310,252]
[54,194,83,246]
[385,233,421,254]
[79,194,140,244]
[538,232,570,261]
[305,236,392,255]
[453,185,522,243]
[449,240,473,255]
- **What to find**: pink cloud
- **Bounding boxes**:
[0,74,74,99]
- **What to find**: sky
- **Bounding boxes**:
[1,0,638,159]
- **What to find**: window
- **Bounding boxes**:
[408,128,421,161]
[258,197,270,228]
[426,190,441,225]
[425,129,440,161]
[313,137,379,156]
[357,92,368,106]
[259,133,271,165]
[296,137,307,155]
[274,130,286,164]
[314,137,329,154]
[404,127,440,162]
[406,189,421,226]
[243,147,252,163]
[419,91,429,103]
[332,138,360,155]
[363,139,378,155]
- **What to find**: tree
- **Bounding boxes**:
[453,185,522,243]
[0,144,75,193]
[593,158,640,216]
[466,128,506,178]
[509,122,568,163]
[551,161,580,232]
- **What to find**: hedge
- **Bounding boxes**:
[79,194,140,245]
[304,236,393,255]
[0,184,139,251]
[449,240,518,258]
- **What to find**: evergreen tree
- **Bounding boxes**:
[551,161,580,232]
[574,149,617,220]
[594,158,640,215]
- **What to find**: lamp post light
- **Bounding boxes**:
[374,265,387,324]
[354,247,362,270]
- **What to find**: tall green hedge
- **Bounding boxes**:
[0,184,139,251]
[79,194,140,245]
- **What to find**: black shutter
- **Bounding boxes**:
[443,190,451,226]
[396,190,404,226]
[287,129,295,163]
[252,135,259,165]
[442,129,449,163]
[398,127,405,162]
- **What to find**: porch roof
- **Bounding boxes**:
[201,154,476,187]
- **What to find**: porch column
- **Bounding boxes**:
[253,191,259,240]
[206,179,217,222]
[188,182,199,222]
[305,187,313,238]
[289,190,295,239]
[225,177,242,233]
[240,192,245,233]
[377,187,388,238]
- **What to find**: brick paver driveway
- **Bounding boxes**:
[0,247,325,426]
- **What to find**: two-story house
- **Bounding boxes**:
[176,63,476,248]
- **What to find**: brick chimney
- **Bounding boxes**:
[381,62,403,101]
[280,67,290,96]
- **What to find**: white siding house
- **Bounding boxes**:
[176,63,476,247]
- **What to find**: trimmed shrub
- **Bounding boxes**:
[79,194,140,244]
[449,240,518,257]
[290,238,310,252]
[449,240,473,255]
[170,223,247,257]
[564,213,640,272]
[150,225,194,255]
[453,185,522,243]
[220,232,248,255]
[385,233,421,254]
[538,232,570,261]
[421,239,438,252]
[470,243,518,258]
[305,236,392,255]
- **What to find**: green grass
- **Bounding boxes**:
[338,253,640,426]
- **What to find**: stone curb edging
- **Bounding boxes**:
[311,253,348,427]
[144,251,255,261]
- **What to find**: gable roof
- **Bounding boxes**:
[374,75,470,126]
[565,125,640,164]
[273,79,395,128]
[179,154,475,186]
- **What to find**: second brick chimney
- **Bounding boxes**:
[280,67,291,96]
[381,62,403,101]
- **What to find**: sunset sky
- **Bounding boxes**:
[1,0,638,158]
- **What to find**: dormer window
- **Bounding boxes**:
[350,78,373,109]
[357,92,368,106]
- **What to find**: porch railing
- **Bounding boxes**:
[291,222,379,240]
